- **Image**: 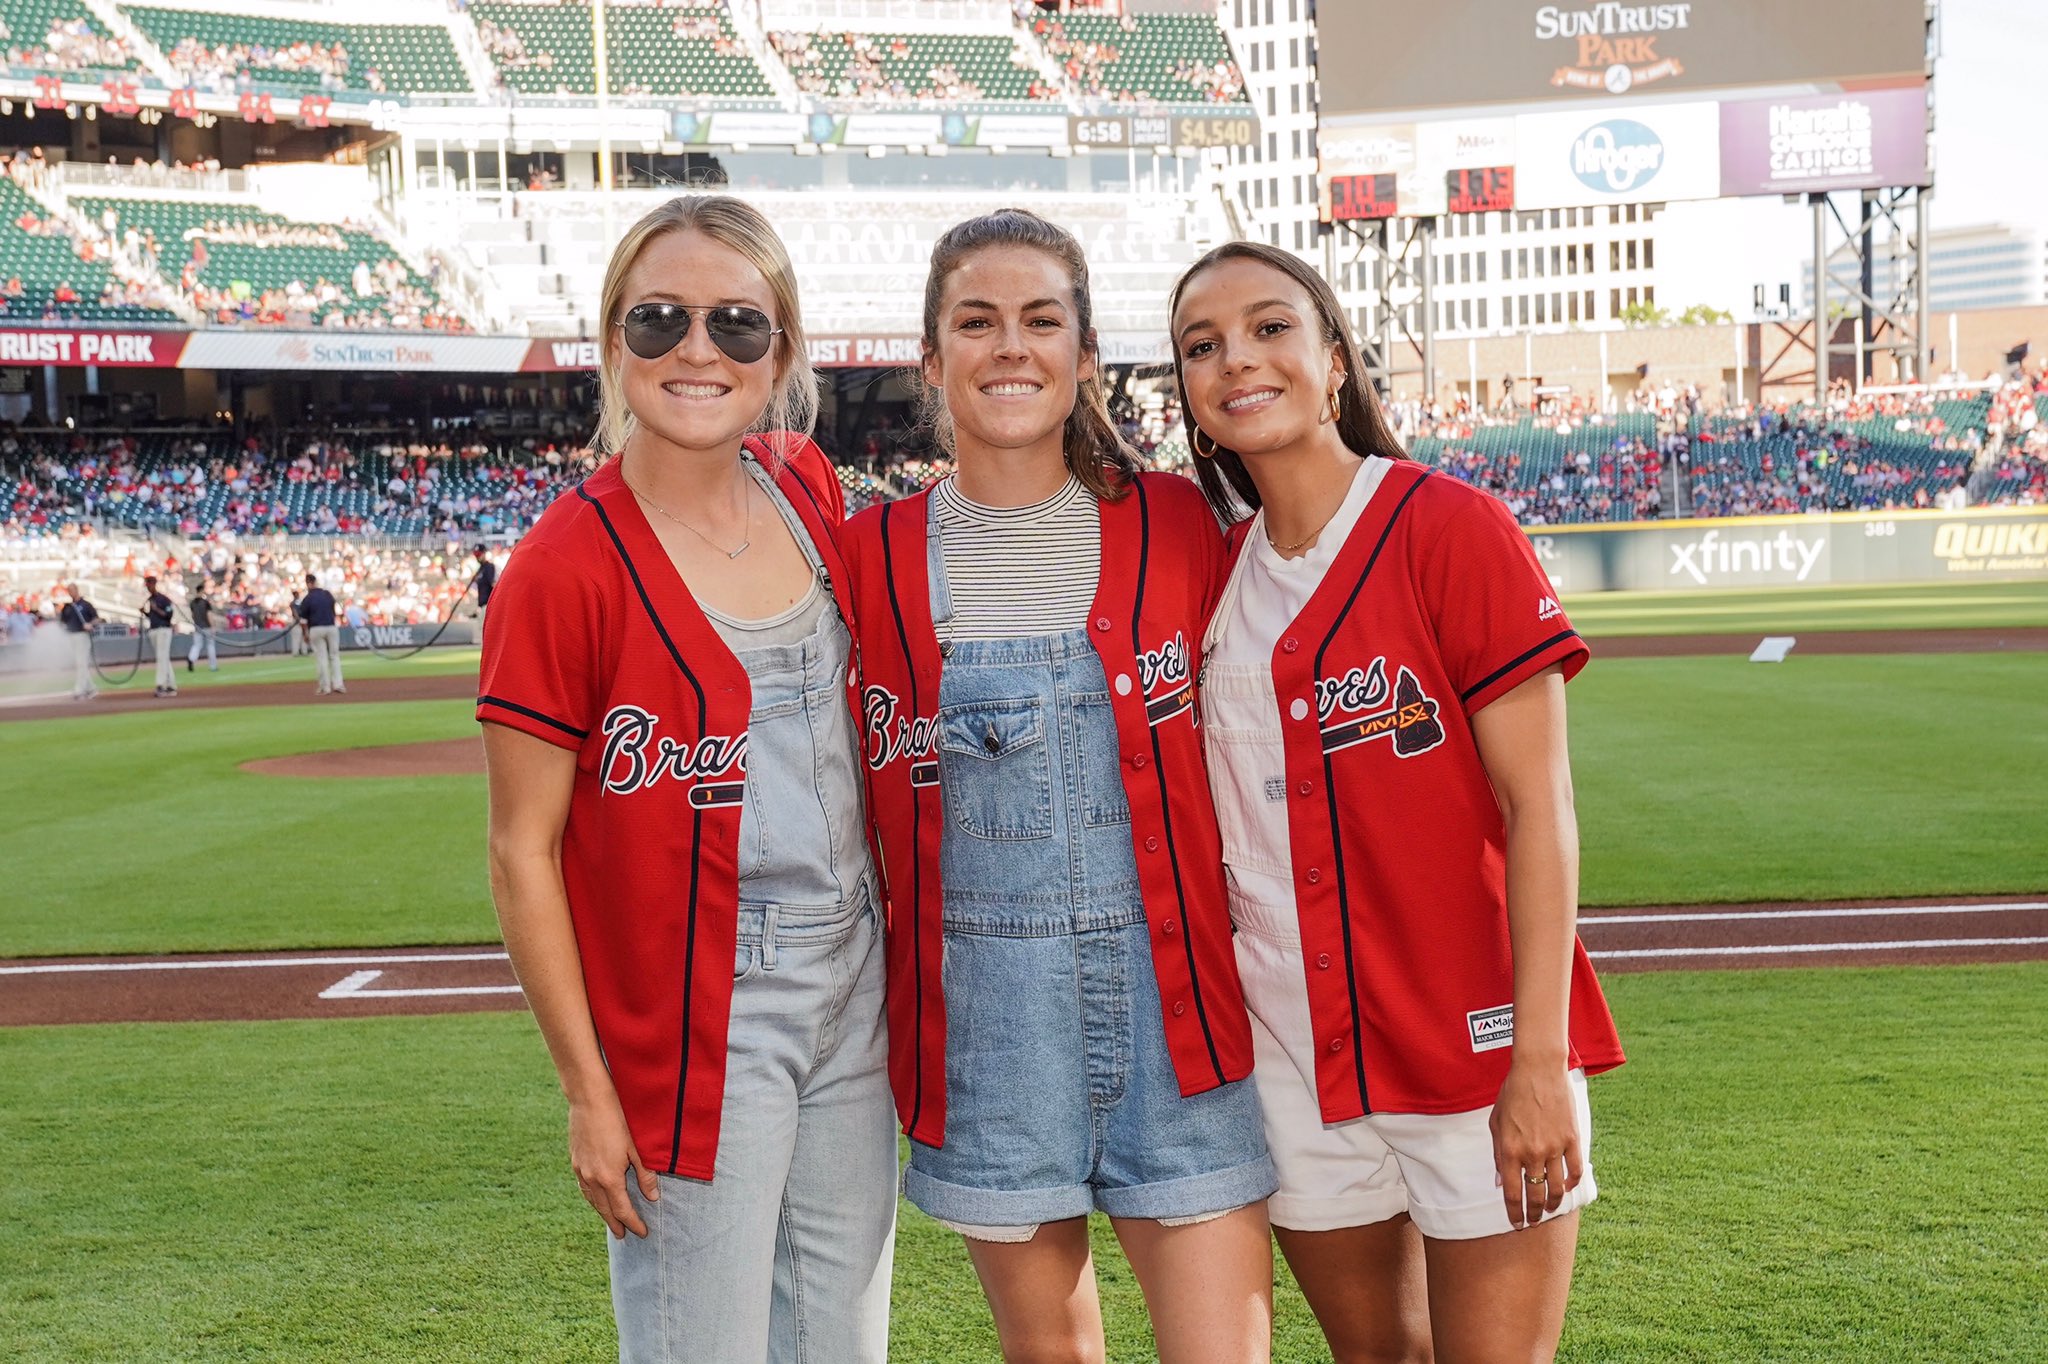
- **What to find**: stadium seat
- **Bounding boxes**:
[471,2,771,98]
[121,5,471,94]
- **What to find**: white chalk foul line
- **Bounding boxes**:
[1592,936,2048,960]
[0,951,510,976]
[319,969,522,1001]
[1581,902,2047,927]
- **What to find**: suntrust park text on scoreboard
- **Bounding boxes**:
[808,337,922,367]
[0,328,183,366]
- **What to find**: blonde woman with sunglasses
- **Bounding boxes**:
[478,196,895,1363]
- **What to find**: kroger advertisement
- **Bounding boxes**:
[1511,102,1720,209]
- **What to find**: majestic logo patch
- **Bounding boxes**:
[1139,631,1194,728]
[862,685,939,787]
[1315,657,1446,759]
[1537,595,1563,622]
[1468,1004,1516,1053]
[599,704,747,804]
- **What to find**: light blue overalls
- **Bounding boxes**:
[610,455,896,1364]
[901,492,1274,1233]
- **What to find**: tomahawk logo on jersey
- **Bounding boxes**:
[1313,657,1445,759]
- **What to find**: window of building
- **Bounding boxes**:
[1553,291,1563,322]
[1290,86,1301,114]
[1502,248,1512,276]
[1608,205,1619,226]
[1517,248,1528,276]
[1627,286,1639,306]
[1478,298,1488,328]
[1644,285,1655,305]
[1290,38,1300,65]
[1477,252,1487,282]
[1569,292,1579,322]
[1536,294,1547,324]
[1609,240,1621,271]
[1462,298,1473,329]
[1548,209,1561,230]
[1584,289,1594,319]
[1611,288,1621,316]
[1644,238,1655,269]
[1626,240,1638,270]
[1536,248,1546,278]
[1551,245,1562,275]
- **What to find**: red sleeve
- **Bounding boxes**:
[1418,489,1587,716]
[475,540,603,750]
[757,431,845,526]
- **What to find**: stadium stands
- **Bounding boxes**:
[472,1,772,98]
[1027,11,1246,105]
[769,29,1043,103]
[124,4,470,94]
[70,194,459,330]
[0,174,182,324]
[0,0,134,73]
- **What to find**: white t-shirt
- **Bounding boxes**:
[1203,456,1392,928]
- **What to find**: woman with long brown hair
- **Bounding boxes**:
[1169,239,1626,1364]
[843,208,1276,1363]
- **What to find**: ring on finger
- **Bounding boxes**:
[1523,1171,1549,1185]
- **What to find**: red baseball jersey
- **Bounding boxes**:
[476,435,854,1180]
[1218,460,1625,1121]
[843,471,1255,1148]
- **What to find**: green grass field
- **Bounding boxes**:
[0,646,483,698]
[3,965,2041,1362]
[1562,580,2047,637]
[2,652,2040,957]
[2,581,2044,1361]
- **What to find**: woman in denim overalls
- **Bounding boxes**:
[480,197,894,1363]
[851,209,1276,1363]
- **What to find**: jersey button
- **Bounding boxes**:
[1144,836,1161,853]
[1094,616,1112,633]
[1130,752,1147,769]
[1305,867,1322,884]
[1172,1000,1187,1017]
[1114,673,1134,695]
[1296,780,1313,797]
[1289,697,1310,722]
[1326,1037,1344,1054]
[1316,952,1332,969]
[1281,636,1300,654]
[1161,917,1178,936]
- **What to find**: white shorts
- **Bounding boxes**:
[1234,921,1598,1241]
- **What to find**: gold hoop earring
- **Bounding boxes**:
[1327,389,1343,424]
[1190,427,1219,460]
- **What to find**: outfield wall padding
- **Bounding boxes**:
[1527,507,2048,594]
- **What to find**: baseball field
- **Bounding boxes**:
[2,577,2044,1362]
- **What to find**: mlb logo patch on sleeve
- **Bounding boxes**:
[1467,1004,1515,1053]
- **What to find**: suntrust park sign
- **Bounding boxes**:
[1534,4,1692,94]
[0,328,186,367]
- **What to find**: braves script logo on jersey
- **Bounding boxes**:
[1316,657,1447,759]
[862,685,939,787]
[1139,631,1195,727]
[599,704,747,806]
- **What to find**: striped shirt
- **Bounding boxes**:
[933,474,1100,640]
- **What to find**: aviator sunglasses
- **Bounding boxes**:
[617,301,782,364]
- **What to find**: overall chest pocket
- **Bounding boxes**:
[938,698,1053,841]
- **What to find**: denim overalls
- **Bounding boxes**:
[610,455,896,1364]
[901,493,1274,1231]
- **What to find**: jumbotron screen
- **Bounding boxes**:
[1316,0,1931,221]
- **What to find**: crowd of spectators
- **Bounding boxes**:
[2,18,131,74]
[2,431,588,540]
[1029,13,1244,104]
[771,31,1046,104]
[163,37,383,94]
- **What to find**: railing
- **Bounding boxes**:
[58,161,248,196]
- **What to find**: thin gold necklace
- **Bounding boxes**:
[625,469,753,559]
[1266,505,1340,556]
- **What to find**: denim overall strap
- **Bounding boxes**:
[926,489,955,641]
